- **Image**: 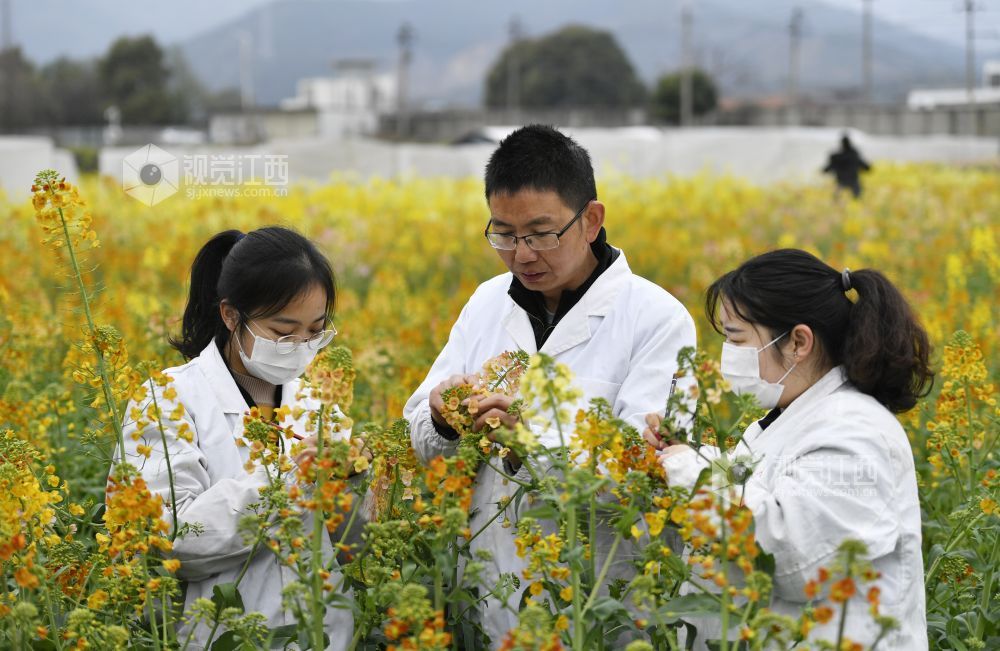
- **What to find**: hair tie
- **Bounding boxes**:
[841,268,852,292]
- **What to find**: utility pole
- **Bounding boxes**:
[238,32,255,111]
[238,30,258,142]
[963,0,977,104]
[680,0,693,127]
[507,16,523,125]
[1,0,11,51]
[0,0,10,131]
[862,0,873,103]
[396,22,414,139]
[788,6,803,121]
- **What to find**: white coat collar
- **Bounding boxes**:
[502,250,632,357]
[762,365,850,435]
[195,340,302,415]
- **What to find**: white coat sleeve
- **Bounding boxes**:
[117,384,273,582]
[659,446,718,490]
[614,308,698,433]
[741,415,900,600]
[403,302,471,464]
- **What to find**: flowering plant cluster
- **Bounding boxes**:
[0,170,996,649]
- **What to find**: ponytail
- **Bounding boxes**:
[706,249,934,414]
[841,269,933,412]
[170,230,244,360]
[170,226,336,361]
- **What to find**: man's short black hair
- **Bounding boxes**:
[484,124,597,212]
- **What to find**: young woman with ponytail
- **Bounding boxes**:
[644,248,933,649]
[117,227,353,649]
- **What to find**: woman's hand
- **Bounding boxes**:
[642,412,684,451]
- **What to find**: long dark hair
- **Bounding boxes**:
[170,226,336,360]
[705,248,933,413]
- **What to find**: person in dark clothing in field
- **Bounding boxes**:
[823,134,871,198]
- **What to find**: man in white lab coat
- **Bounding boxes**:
[403,125,697,646]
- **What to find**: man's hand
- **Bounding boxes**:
[471,393,524,471]
[294,435,319,468]
[294,436,373,477]
[469,394,521,433]
[429,374,480,427]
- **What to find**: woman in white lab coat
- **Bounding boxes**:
[117,227,353,649]
[645,248,933,649]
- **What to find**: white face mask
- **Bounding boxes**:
[720,331,797,409]
[235,322,319,385]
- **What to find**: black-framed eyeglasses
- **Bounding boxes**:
[484,198,595,251]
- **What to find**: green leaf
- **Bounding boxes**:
[655,594,722,624]
[946,634,970,651]
[706,641,749,651]
[755,549,776,576]
[588,596,628,622]
[519,504,559,520]
[212,582,245,615]
[268,624,299,649]
[692,466,713,493]
[210,630,240,651]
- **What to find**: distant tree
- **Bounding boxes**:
[99,35,187,124]
[0,47,50,130]
[40,57,105,126]
[484,25,646,109]
[650,68,718,125]
[203,88,244,113]
[164,46,224,124]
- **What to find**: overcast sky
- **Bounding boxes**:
[6,0,997,64]
[819,0,998,47]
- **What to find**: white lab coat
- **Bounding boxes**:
[661,366,926,649]
[116,341,354,650]
[404,251,697,647]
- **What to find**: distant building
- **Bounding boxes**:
[985,61,1000,89]
[281,60,396,138]
[209,60,397,144]
[907,60,1000,110]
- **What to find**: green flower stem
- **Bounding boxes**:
[567,504,584,651]
[40,580,65,651]
[924,511,985,588]
[964,379,977,496]
[718,508,730,651]
[582,532,622,614]
[141,555,163,651]
[458,488,524,551]
[972,531,999,641]
[200,534,265,650]
[310,406,328,651]
[147,378,179,541]
[56,203,126,460]
[482,458,532,488]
